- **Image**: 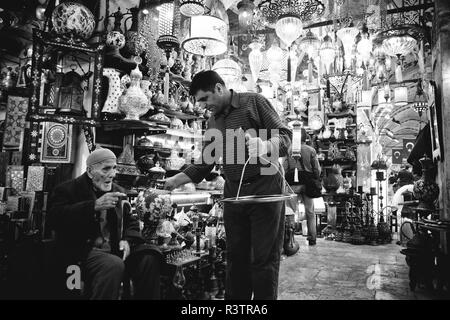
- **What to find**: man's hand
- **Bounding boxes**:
[119,240,130,260]
[94,192,126,211]
[163,173,192,191]
[163,176,180,191]
[245,133,269,158]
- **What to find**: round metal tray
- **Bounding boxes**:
[221,194,297,204]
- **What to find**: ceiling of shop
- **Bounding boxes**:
[0,0,435,156]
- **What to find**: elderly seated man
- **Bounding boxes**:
[48,148,162,299]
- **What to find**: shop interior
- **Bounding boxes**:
[0,0,449,300]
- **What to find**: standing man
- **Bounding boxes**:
[48,148,162,299]
[164,71,292,300]
[283,128,321,245]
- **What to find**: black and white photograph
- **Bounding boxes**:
[0,0,449,313]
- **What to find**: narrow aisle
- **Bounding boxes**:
[278,237,443,300]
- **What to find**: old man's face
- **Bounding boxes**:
[87,159,117,192]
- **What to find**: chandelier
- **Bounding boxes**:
[374,25,423,58]
[179,0,205,17]
[258,0,325,25]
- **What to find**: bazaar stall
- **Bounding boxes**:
[0,0,448,299]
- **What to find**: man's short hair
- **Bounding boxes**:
[189,70,225,96]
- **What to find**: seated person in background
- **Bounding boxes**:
[48,148,162,300]
[283,128,321,246]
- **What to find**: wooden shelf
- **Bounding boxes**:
[100,119,167,134]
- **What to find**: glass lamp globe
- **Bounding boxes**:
[275,14,303,48]
[248,42,263,84]
[336,26,359,69]
[320,35,335,74]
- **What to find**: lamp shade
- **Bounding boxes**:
[275,13,303,48]
[212,58,242,88]
[248,42,263,84]
[394,86,408,106]
[182,15,227,56]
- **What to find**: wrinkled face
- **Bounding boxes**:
[87,159,117,192]
[194,84,226,115]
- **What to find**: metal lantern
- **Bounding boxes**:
[56,66,85,115]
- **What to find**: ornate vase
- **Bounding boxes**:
[51,1,95,41]
[118,65,150,120]
[413,154,439,211]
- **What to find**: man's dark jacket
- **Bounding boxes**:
[48,172,160,264]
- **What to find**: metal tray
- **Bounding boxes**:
[221,194,297,204]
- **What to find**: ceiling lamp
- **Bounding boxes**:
[248,42,263,84]
[212,58,242,88]
[299,29,320,59]
[336,25,359,70]
[156,1,181,103]
[275,14,303,48]
[394,86,408,107]
[237,0,255,31]
[182,15,227,57]
[179,0,205,17]
[320,34,335,75]
[258,0,325,25]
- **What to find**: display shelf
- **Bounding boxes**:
[27,113,99,126]
[100,119,167,134]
